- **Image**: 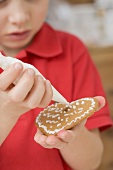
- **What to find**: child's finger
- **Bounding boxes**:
[34,129,45,143]
[45,135,66,149]
[24,75,46,108]
[38,80,53,108]
[8,69,35,102]
[58,119,87,142]
[94,96,105,110]
[57,130,72,143]
[0,63,23,91]
[34,130,55,148]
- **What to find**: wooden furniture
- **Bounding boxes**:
[89,46,113,170]
[89,46,113,118]
[66,0,94,4]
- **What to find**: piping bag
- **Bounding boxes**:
[0,53,68,104]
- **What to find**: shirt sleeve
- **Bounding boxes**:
[71,36,113,131]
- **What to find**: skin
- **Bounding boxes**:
[0,0,49,57]
[0,0,104,170]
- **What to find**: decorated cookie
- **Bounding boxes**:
[35,97,99,136]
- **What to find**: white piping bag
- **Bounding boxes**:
[0,53,68,104]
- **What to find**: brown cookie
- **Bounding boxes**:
[35,97,99,136]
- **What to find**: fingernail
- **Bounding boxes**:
[34,134,38,142]
[38,76,43,81]
[59,131,68,139]
[46,80,51,86]
[60,134,66,139]
[14,63,22,70]
[27,69,35,75]
[47,140,55,145]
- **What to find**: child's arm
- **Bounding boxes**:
[34,97,105,170]
[0,63,53,144]
[59,126,103,170]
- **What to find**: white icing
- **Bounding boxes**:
[81,101,85,104]
[73,106,76,109]
[57,123,61,127]
[47,113,59,118]
[89,107,93,110]
[46,120,58,124]
[64,114,70,116]
[78,108,83,111]
[55,109,61,112]
[48,108,56,111]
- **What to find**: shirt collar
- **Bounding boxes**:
[26,23,63,58]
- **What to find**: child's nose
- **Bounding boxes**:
[8,7,30,26]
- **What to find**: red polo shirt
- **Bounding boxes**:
[0,23,112,170]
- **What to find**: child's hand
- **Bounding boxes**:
[0,62,53,120]
[34,119,86,149]
[34,96,105,149]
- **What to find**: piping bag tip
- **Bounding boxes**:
[52,86,69,104]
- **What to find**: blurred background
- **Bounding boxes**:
[47,0,113,169]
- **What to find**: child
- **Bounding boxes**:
[0,0,112,170]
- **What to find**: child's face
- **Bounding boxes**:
[0,0,49,53]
